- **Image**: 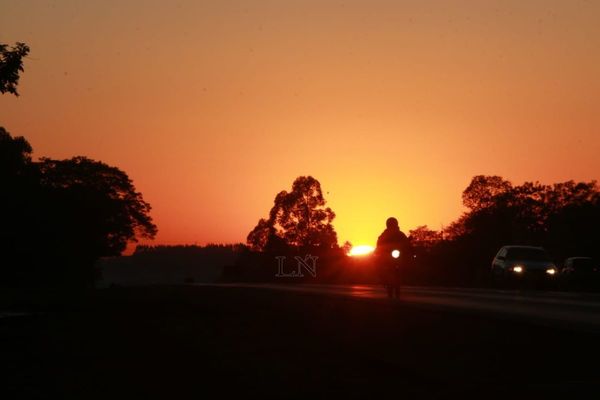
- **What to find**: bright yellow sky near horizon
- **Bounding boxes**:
[1,1,599,249]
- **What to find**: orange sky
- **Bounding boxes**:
[1,1,599,248]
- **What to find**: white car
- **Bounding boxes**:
[491,246,557,283]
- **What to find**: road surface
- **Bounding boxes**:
[200,283,600,331]
[4,285,600,397]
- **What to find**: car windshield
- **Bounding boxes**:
[507,248,551,261]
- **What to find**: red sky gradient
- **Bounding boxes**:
[1,1,599,248]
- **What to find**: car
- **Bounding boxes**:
[491,246,558,286]
[560,257,600,290]
[562,257,598,275]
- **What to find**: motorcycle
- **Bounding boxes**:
[384,249,402,298]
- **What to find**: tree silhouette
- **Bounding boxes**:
[0,42,30,96]
[0,129,39,284]
[341,241,353,255]
[409,225,442,249]
[247,176,338,252]
[421,175,600,286]
[462,175,512,212]
[0,128,157,287]
[38,156,157,258]
[247,218,280,252]
[0,127,33,178]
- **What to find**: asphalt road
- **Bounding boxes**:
[200,283,600,332]
[4,284,600,398]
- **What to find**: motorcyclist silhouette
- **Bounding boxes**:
[375,217,412,298]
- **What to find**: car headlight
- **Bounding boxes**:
[391,250,400,259]
[512,265,523,273]
[546,268,556,275]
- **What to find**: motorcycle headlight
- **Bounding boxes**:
[391,249,400,259]
[546,268,556,275]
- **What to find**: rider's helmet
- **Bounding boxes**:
[386,217,399,230]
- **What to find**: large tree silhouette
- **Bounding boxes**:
[247,176,338,252]
[0,128,157,287]
[38,157,157,258]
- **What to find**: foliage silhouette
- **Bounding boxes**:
[238,176,345,282]
[409,225,443,249]
[462,175,512,212]
[247,176,338,252]
[38,156,157,256]
[0,128,157,287]
[412,176,600,286]
[0,42,30,96]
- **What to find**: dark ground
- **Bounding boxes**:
[2,285,600,399]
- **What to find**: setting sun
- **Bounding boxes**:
[348,245,375,257]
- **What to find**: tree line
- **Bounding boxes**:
[234,174,600,286]
[408,175,600,285]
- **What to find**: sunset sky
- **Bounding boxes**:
[1,1,599,249]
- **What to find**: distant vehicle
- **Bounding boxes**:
[561,257,599,289]
[562,257,598,275]
[491,246,557,285]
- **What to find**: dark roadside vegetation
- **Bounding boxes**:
[99,175,600,290]
[3,42,600,398]
[4,285,600,399]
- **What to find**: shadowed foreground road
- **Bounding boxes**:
[204,283,600,332]
[2,285,600,398]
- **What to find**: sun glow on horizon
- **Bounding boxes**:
[348,245,375,257]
